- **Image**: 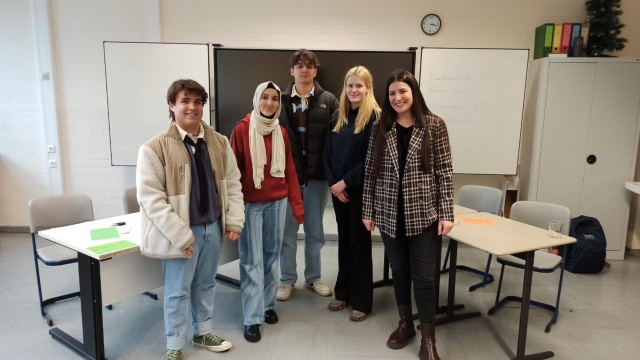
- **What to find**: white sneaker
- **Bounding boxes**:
[276,284,294,301]
[305,281,332,297]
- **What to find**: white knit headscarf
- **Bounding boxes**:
[249,81,285,189]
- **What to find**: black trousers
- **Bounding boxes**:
[381,222,439,323]
[331,189,373,313]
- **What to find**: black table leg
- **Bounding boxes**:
[436,236,464,315]
[513,251,553,360]
[414,235,464,322]
[49,253,106,360]
[435,235,442,311]
[373,252,393,288]
[215,273,241,288]
[436,239,481,326]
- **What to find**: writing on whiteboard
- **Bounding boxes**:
[419,48,529,174]
[430,74,470,81]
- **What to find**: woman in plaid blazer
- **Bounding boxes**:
[362,70,454,360]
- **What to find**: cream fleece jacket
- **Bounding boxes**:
[136,121,244,259]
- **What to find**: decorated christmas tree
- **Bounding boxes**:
[585,0,627,56]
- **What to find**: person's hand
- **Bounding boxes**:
[181,244,195,257]
[330,180,347,197]
[225,231,241,241]
[438,220,454,236]
[335,191,349,203]
[294,213,304,224]
[363,219,375,231]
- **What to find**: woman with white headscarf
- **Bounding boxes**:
[230,81,304,343]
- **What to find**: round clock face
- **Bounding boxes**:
[421,14,441,35]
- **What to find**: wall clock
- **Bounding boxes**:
[421,14,441,35]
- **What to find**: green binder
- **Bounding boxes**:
[534,23,554,59]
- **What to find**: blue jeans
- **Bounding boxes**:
[162,221,222,350]
[239,198,287,325]
[279,179,329,285]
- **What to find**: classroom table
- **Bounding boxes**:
[39,212,242,359]
[38,213,164,360]
[444,212,576,360]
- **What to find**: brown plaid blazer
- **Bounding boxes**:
[362,114,454,238]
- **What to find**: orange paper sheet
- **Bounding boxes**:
[456,216,494,225]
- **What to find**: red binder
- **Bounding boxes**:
[560,23,572,54]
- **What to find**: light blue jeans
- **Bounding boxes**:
[239,198,287,325]
[279,179,328,285]
[162,221,222,350]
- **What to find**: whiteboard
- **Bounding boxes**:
[104,42,210,166]
[419,48,528,175]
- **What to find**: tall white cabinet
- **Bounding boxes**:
[520,58,640,260]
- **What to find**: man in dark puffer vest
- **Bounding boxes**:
[277,49,339,301]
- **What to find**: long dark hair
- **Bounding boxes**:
[372,70,433,176]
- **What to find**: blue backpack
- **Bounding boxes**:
[565,215,607,274]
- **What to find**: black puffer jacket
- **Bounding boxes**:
[279,81,339,184]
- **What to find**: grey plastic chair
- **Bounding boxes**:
[122,187,158,301]
[28,193,94,326]
[488,200,571,333]
[122,187,140,214]
[442,185,504,291]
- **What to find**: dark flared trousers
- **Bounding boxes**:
[331,189,373,313]
[381,222,439,323]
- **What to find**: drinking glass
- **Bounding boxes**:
[548,220,562,238]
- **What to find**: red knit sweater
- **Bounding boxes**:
[230,114,304,223]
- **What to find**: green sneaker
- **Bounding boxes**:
[192,332,232,352]
[161,349,183,360]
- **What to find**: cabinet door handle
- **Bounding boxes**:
[587,154,597,164]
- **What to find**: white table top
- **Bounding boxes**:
[39,213,141,261]
[625,181,640,194]
[447,212,576,256]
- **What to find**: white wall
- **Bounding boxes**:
[161,0,586,48]
[0,0,49,226]
[2,0,638,226]
[618,0,640,58]
[47,0,160,220]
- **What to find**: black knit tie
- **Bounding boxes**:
[183,136,209,214]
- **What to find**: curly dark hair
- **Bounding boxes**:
[166,79,208,119]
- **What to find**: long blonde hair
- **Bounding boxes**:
[333,66,381,134]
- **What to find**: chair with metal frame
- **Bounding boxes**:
[122,187,158,301]
[28,193,93,326]
[441,185,504,291]
[488,200,571,333]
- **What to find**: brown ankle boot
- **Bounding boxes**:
[419,322,440,360]
[386,304,416,349]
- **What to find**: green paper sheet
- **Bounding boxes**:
[90,227,120,240]
[87,240,137,255]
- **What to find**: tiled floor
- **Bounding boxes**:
[1,226,639,359]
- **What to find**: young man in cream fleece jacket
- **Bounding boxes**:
[136,79,244,360]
